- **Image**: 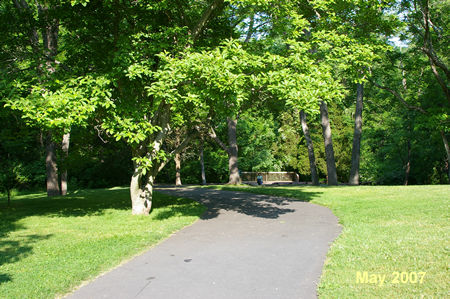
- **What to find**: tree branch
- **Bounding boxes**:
[421,47,450,80]
[157,131,197,173]
[426,56,450,104]
[419,0,450,103]
[244,14,254,43]
[191,0,225,42]
[207,126,229,153]
[13,0,40,55]
[369,79,427,114]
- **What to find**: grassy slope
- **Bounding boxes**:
[0,188,205,299]
[206,185,449,298]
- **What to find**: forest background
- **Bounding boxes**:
[0,0,448,211]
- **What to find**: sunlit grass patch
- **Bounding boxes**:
[206,184,449,298]
[0,188,205,298]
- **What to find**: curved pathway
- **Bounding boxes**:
[66,187,341,299]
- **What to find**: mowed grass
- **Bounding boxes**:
[206,184,449,298]
[0,188,205,299]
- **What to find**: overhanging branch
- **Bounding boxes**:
[206,126,229,153]
[191,0,225,42]
[157,131,197,173]
[370,79,427,115]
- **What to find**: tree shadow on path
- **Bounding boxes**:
[155,186,323,220]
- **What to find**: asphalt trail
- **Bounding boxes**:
[66,187,341,299]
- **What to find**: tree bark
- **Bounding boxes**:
[227,117,241,184]
[45,133,60,196]
[60,131,70,195]
[300,110,319,185]
[130,161,153,215]
[441,130,450,182]
[320,101,338,185]
[349,83,364,185]
[129,125,195,214]
[404,138,411,185]
[244,14,254,43]
[38,3,62,197]
[12,0,40,56]
[37,2,59,74]
[420,0,450,104]
[175,152,182,186]
[200,139,206,185]
[191,0,225,42]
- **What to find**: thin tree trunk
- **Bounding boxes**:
[300,110,319,185]
[404,138,411,185]
[320,101,338,185]
[7,189,11,207]
[349,83,364,185]
[227,117,241,184]
[175,152,182,186]
[45,133,60,196]
[190,0,225,42]
[60,131,70,195]
[244,14,254,43]
[421,0,450,104]
[441,130,450,182]
[200,139,206,185]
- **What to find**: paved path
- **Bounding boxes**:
[66,187,341,299]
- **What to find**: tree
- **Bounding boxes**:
[396,0,450,181]
[300,110,319,185]
[349,83,364,185]
[92,1,247,213]
[1,0,115,196]
[207,118,242,184]
[0,101,43,204]
[320,101,338,185]
[298,0,398,185]
[199,138,207,185]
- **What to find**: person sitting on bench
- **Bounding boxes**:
[257,173,263,185]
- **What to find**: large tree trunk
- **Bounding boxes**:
[227,117,241,184]
[320,101,338,185]
[300,110,319,185]
[200,139,207,185]
[206,120,240,184]
[349,83,364,185]
[441,130,450,182]
[60,131,70,195]
[130,161,153,215]
[45,133,60,196]
[175,152,182,186]
[129,120,194,215]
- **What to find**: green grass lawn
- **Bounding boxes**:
[0,188,205,299]
[205,184,449,298]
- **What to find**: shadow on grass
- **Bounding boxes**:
[0,187,203,285]
[0,234,52,285]
[0,274,11,285]
[156,185,323,220]
[0,188,188,219]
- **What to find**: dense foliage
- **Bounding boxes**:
[1,0,448,210]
